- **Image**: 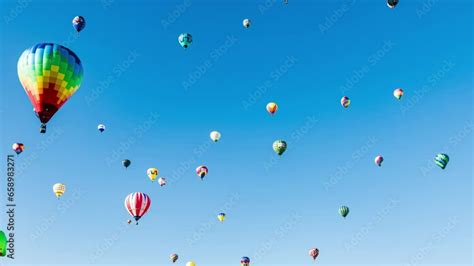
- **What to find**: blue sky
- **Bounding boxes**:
[0,0,472,265]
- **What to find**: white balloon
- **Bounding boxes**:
[243,19,251,28]
[210,131,221,142]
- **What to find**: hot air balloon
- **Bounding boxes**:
[147,168,159,182]
[266,102,278,115]
[12,143,24,155]
[53,183,66,199]
[158,177,167,186]
[393,88,404,100]
[339,206,349,218]
[127,219,132,224]
[124,192,151,224]
[170,253,179,263]
[387,0,399,9]
[210,131,221,142]
[241,257,250,266]
[375,155,384,167]
[18,43,84,133]
[186,261,196,266]
[0,230,6,257]
[72,16,86,32]
[196,165,208,180]
[243,19,251,28]
[273,140,287,155]
[178,33,193,49]
[122,159,131,169]
[341,96,350,108]
[217,213,226,222]
[98,124,105,133]
[308,248,319,260]
[435,153,449,169]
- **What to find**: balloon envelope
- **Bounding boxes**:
[122,159,131,168]
[98,124,106,132]
[266,102,278,115]
[124,192,151,223]
[243,19,251,28]
[178,33,193,48]
[12,143,25,155]
[53,183,66,198]
[435,153,449,169]
[341,96,350,108]
[147,168,159,182]
[210,131,221,142]
[158,177,167,186]
[273,140,287,155]
[18,43,83,130]
[339,206,349,218]
[186,261,196,266]
[375,155,384,166]
[241,256,250,266]
[387,0,399,8]
[308,248,319,260]
[72,16,86,32]
[170,253,178,263]
[393,88,404,100]
[196,165,208,179]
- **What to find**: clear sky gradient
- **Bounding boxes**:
[0,0,472,265]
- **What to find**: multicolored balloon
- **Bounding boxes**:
[393,88,404,100]
[341,96,350,108]
[241,256,250,266]
[339,206,349,218]
[196,165,208,180]
[12,143,24,155]
[158,177,167,186]
[147,168,159,182]
[186,261,196,266]
[178,33,193,49]
[170,253,179,263]
[273,140,287,155]
[266,102,278,115]
[98,124,106,133]
[435,153,449,169]
[243,19,251,28]
[53,183,66,199]
[124,192,151,224]
[308,248,319,260]
[375,155,384,167]
[387,0,399,9]
[18,43,84,133]
[210,131,221,142]
[72,16,86,32]
[127,219,132,224]
[122,159,131,169]
[217,213,226,222]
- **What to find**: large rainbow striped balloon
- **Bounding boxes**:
[17,43,83,132]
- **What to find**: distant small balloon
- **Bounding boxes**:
[98,124,106,133]
[186,261,196,266]
[53,183,66,199]
[243,19,251,28]
[170,253,179,263]
[266,102,278,115]
[387,0,399,9]
[122,159,131,169]
[341,96,350,108]
[217,213,226,222]
[339,206,349,218]
[178,33,193,49]
[196,165,208,180]
[158,177,167,186]
[12,143,24,155]
[393,88,404,100]
[72,16,86,32]
[375,155,384,167]
[147,168,159,182]
[308,248,319,260]
[273,140,287,156]
[435,153,449,169]
[210,131,221,142]
[241,256,250,266]
[127,219,132,224]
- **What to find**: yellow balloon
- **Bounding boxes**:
[186,261,196,266]
[147,168,159,182]
[53,183,66,198]
[217,213,226,222]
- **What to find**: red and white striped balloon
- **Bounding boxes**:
[124,192,151,224]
